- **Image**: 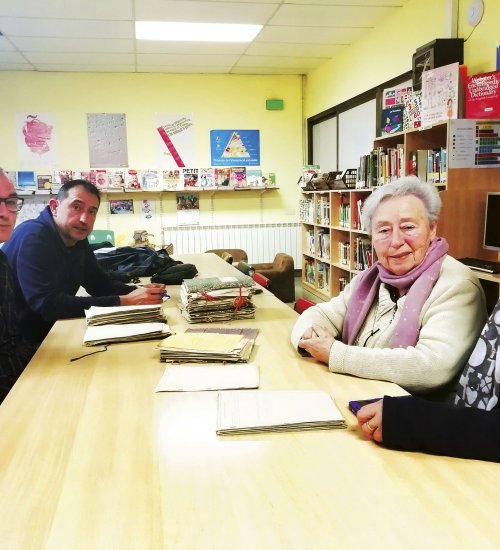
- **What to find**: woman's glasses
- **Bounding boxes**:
[0,197,24,212]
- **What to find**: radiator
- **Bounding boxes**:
[162,223,301,265]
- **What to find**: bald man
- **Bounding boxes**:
[0,168,35,402]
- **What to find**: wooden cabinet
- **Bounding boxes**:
[301,119,500,301]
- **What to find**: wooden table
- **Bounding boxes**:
[1,253,499,549]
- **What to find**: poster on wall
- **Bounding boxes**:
[141,199,156,220]
[16,112,59,167]
[87,113,129,168]
[176,193,199,226]
[210,130,260,166]
[156,114,195,169]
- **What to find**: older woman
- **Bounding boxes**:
[291,176,487,395]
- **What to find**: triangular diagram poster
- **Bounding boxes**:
[210,130,260,166]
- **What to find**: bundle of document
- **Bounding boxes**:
[158,328,259,363]
[84,304,167,325]
[216,390,347,435]
[179,276,256,323]
[83,322,171,346]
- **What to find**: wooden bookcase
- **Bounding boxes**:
[301,119,500,301]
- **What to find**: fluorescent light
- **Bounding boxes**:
[135,21,262,42]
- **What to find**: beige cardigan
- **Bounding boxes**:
[291,256,487,394]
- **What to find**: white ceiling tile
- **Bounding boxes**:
[256,25,367,45]
[246,42,342,58]
[23,52,135,64]
[270,4,400,27]
[231,66,306,75]
[10,37,135,53]
[0,18,134,39]
[137,65,234,73]
[238,55,322,69]
[0,51,28,63]
[0,36,15,51]
[0,0,133,20]
[30,64,137,72]
[134,0,276,24]
[137,52,241,66]
[136,40,247,55]
[0,63,33,70]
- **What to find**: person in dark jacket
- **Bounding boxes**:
[357,298,500,462]
[0,169,36,402]
[3,180,165,348]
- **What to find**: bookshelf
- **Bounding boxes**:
[301,119,500,301]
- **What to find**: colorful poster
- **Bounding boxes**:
[87,113,129,168]
[210,130,260,166]
[156,114,195,169]
[16,112,59,167]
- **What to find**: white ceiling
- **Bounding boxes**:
[0,0,408,75]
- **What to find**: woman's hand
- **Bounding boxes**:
[357,400,384,443]
[298,324,335,364]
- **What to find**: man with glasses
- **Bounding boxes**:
[0,169,35,403]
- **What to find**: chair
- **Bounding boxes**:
[294,298,316,314]
[89,229,115,246]
[252,253,295,303]
[205,249,248,265]
[252,272,271,290]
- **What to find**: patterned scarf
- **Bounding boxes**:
[342,238,448,348]
[455,299,500,410]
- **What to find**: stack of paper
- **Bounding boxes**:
[83,322,171,346]
[216,390,347,435]
[158,328,258,363]
[85,304,167,325]
[155,363,260,392]
[179,276,256,323]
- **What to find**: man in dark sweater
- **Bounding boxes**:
[357,298,500,462]
[3,180,165,348]
[0,169,36,402]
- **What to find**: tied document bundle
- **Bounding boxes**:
[179,276,257,323]
[84,304,167,325]
[216,390,347,435]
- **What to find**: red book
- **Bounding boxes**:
[465,70,500,119]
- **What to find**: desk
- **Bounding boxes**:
[0,253,499,549]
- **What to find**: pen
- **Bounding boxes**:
[161,291,170,300]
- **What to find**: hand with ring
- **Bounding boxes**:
[356,399,383,442]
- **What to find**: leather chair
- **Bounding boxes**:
[294,298,316,314]
[253,253,295,303]
[205,249,248,265]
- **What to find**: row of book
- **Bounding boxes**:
[353,237,374,271]
[407,148,447,184]
[299,198,314,224]
[358,145,405,187]
[317,230,330,260]
[6,167,277,194]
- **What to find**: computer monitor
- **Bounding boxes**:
[483,192,500,252]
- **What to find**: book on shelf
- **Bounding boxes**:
[163,169,182,190]
[124,170,142,191]
[339,242,350,266]
[339,196,350,228]
[381,105,404,135]
[402,89,422,130]
[317,262,330,293]
[316,195,330,225]
[106,170,125,191]
[421,61,464,127]
[183,168,199,189]
[215,167,231,188]
[317,229,330,260]
[17,171,36,192]
[199,167,217,189]
[230,167,248,189]
[354,236,373,271]
[216,390,347,435]
[37,174,52,192]
[305,228,315,255]
[465,70,500,119]
[304,258,315,285]
[246,169,265,188]
[142,170,162,191]
[299,198,314,223]
[262,172,276,188]
[408,148,447,184]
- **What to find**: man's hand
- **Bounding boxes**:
[119,283,166,305]
[297,324,335,364]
